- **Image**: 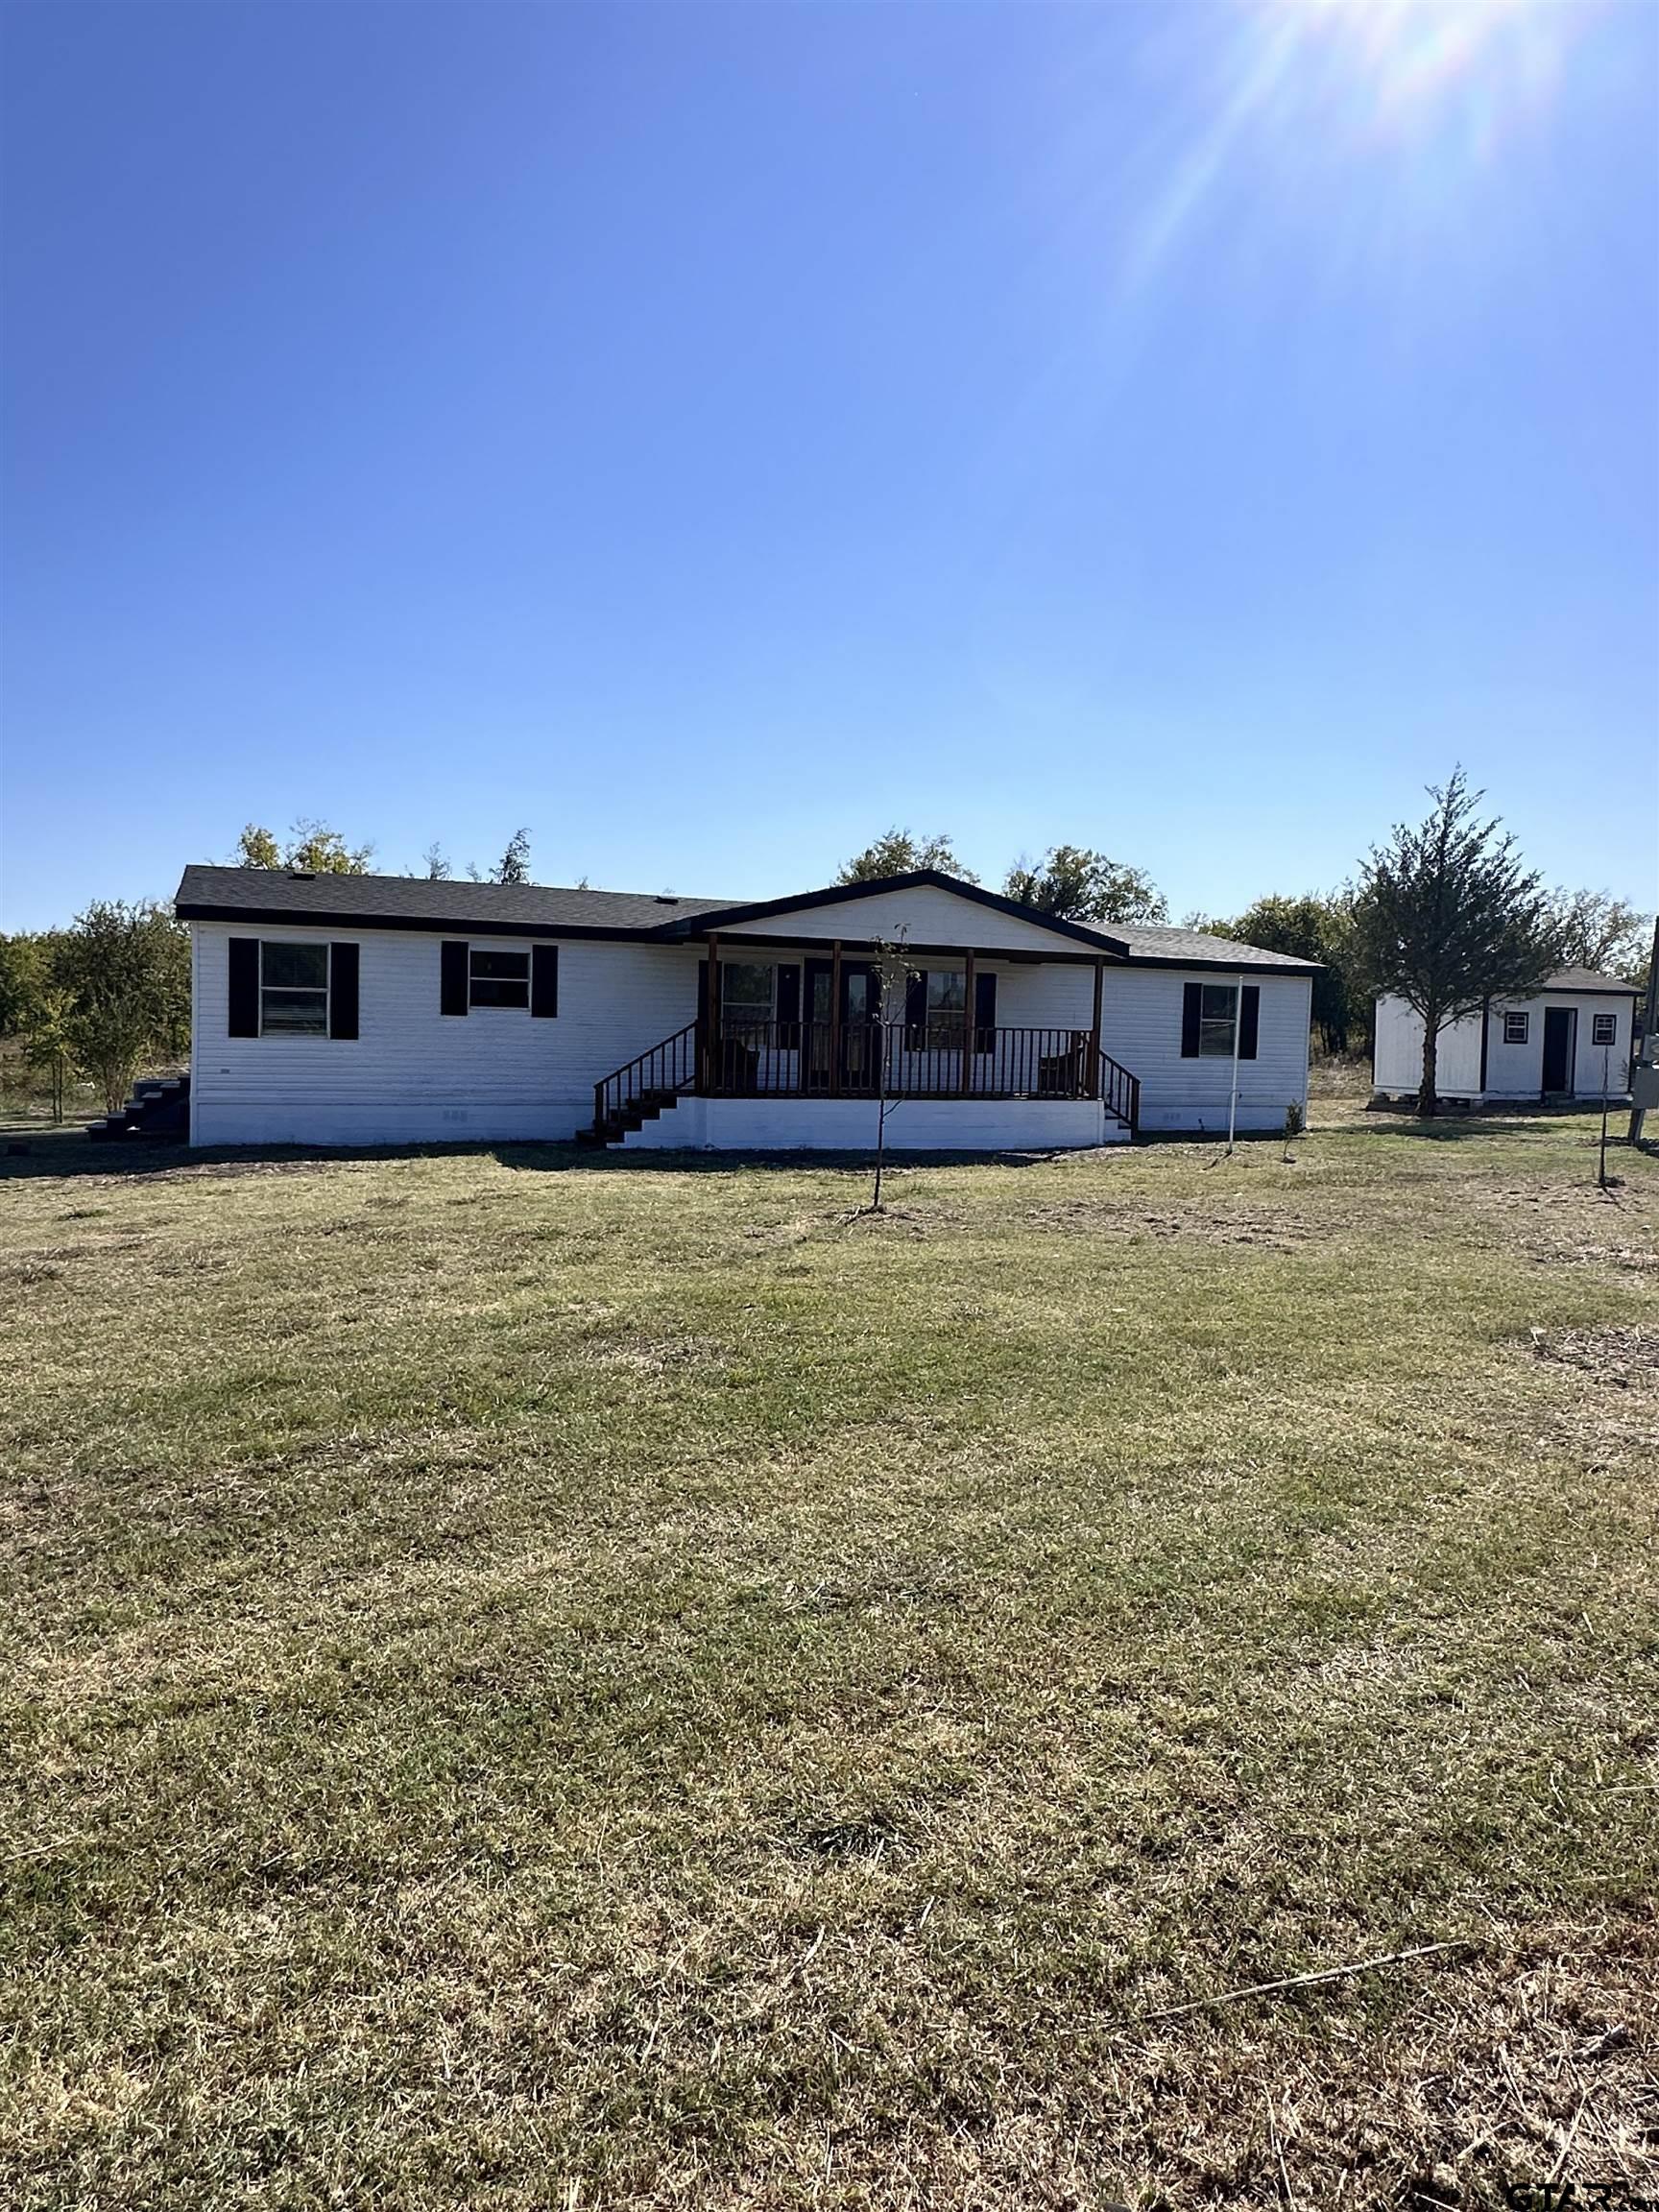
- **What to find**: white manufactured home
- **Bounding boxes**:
[173,865,1317,1151]
[1373,969,1641,1107]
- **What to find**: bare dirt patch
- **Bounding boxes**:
[1469,1183,1659,1276]
[1022,1198,1316,1250]
[1531,1324,1659,1387]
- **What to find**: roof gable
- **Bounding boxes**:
[678,871,1130,955]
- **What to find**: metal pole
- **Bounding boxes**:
[1226,972,1243,1154]
[1599,1046,1610,1189]
[1629,918,1659,1146]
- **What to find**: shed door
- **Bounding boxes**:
[1542,1006,1575,1095]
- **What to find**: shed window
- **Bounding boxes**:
[469,948,529,1009]
[261,942,329,1034]
[1503,1011,1529,1045]
[1198,982,1238,1057]
[1593,1012,1617,1046]
[722,961,774,1029]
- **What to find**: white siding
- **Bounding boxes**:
[1569,996,1635,1097]
[1373,991,1636,1101]
[718,883,1083,955]
[997,962,1312,1133]
[190,922,1311,1147]
[1481,1000,1541,1098]
[1374,998,1486,1096]
[622,1096,1118,1150]
[191,922,701,1145]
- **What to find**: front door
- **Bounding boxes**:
[1542,1006,1575,1095]
[805,958,881,1092]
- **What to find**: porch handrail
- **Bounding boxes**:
[593,1020,699,1136]
[1097,1047,1141,1133]
[709,1020,1110,1102]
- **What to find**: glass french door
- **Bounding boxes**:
[805,960,881,1092]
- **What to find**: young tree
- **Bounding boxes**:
[863,926,913,1214]
[22,986,76,1123]
[54,902,191,1111]
[1003,846,1167,925]
[236,820,373,873]
[1543,888,1654,985]
[836,829,976,884]
[1352,770,1554,1118]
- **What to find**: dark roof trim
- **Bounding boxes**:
[1538,983,1645,999]
[695,929,1108,967]
[665,869,1135,955]
[175,900,652,944]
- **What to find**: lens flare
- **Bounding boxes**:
[1124,0,1577,287]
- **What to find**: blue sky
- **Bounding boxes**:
[2,0,1654,931]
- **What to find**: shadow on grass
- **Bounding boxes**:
[1329,1100,1645,1145]
[0,1127,1091,1184]
[6,1109,1646,1183]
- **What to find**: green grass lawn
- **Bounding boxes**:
[3,1106,1655,2209]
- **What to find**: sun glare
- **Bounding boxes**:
[1121,0,1579,289]
[1296,0,1564,143]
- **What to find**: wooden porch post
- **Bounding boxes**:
[960,949,975,1097]
[1089,958,1104,1098]
[829,939,843,1097]
[705,931,721,1094]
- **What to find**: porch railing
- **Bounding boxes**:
[710,1022,1122,1105]
[1097,1047,1141,1133]
[593,1019,698,1135]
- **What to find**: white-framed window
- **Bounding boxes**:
[469,948,530,1009]
[925,970,967,1047]
[1503,1010,1529,1045]
[1593,1012,1617,1046]
[1199,981,1238,1056]
[261,942,329,1035]
[721,960,774,1029]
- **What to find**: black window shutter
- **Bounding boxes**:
[329,943,359,1040]
[228,937,259,1037]
[1239,984,1260,1060]
[531,943,558,1018]
[974,971,997,1038]
[1181,980,1202,1057]
[441,940,469,1017]
[905,971,926,1046]
[776,963,801,1029]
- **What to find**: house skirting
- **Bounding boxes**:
[621,1095,1122,1152]
[191,1096,591,1147]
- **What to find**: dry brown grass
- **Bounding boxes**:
[1,1101,1656,2209]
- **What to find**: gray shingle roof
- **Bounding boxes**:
[1087,921,1321,972]
[175,865,723,935]
[1541,967,1642,996]
[174,863,1321,971]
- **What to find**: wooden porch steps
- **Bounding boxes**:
[86,1074,191,1143]
[574,1087,685,1149]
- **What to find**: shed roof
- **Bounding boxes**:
[1540,967,1642,997]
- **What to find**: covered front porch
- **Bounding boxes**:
[587,931,1141,1149]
